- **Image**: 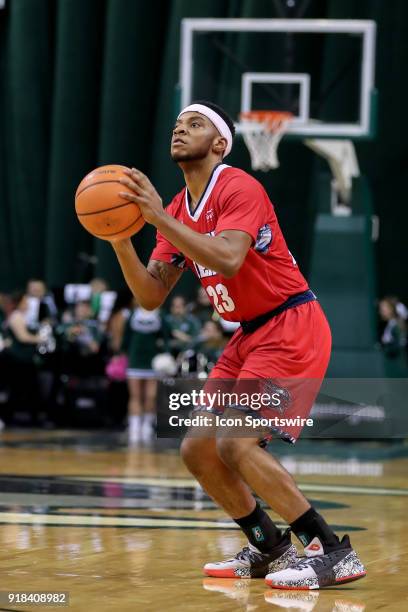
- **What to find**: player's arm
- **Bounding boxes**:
[111,239,182,310]
[154,216,250,278]
[119,169,252,278]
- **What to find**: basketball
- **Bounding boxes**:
[75,164,145,240]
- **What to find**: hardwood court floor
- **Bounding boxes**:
[0,430,406,611]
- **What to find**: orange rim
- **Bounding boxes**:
[240,110,294,129]
[240,111,294,121]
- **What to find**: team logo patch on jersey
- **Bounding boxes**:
[193,262,217,278]
[254,224,272,253]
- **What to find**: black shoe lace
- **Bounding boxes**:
[231,531,292,565]
[295,555,327,570]
[235,546,261,563]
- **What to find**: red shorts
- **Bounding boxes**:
[204,300,332,442]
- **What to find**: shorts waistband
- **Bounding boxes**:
[240,289,316,334]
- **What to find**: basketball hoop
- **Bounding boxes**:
[240,111,294,171]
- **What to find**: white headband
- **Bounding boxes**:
[177,104,233,157]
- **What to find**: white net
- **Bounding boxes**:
[240,112,293,171]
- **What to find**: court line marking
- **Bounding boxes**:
[66,476,408,496]
[365,550,408,566]
[67,476,198,486]
[0,512,365,531]
[0,507,363,532]
[0,512,240,528]
[1,473,406,496]
[299,483,408,496]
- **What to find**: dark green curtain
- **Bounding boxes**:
[46,0,104,287]
[0,0,407,302]
[95,0,170,285]
[1,0,53,289]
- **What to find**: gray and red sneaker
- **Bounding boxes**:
[265,535,366,590]
[203,530,298,578]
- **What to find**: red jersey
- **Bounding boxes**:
[150,164,309,322]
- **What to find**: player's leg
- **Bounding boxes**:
[181,341,255,516]
[181,433,297,577]
[216,433,341,550]
[216,435,310,521]
[217,302,365,588]
[127,375,143,442]
[141,378,157,440]
[180,434,254,517]
[216,434,365,588]
[181,335,297,577]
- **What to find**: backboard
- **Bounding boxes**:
[179,19,377,140]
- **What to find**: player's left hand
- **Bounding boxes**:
[119,168,164,225]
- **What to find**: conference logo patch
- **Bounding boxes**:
[252,526,265,542]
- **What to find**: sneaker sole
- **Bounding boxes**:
[203,568,252,578]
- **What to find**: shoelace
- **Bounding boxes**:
[235,546,262,563]
[295,555,328,570]
[223,531,291,565]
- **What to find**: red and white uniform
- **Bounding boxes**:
[151,164,332,441]
[151,164,308,322]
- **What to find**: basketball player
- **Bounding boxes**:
[110,101,366,589]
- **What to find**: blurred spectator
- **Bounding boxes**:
[60,301,102,355]
[122,303,162,443]
[26,279,58,326]
[6,292,42,362]
[194,320,226,372]
[188,287,214,324]
[379,297,406,360]
[89,278,108,319]
[58,301,104,375]
[4,292,42,422]
[63,281,116,324]
[163,295,200,357]
[383,295,408,322]
[106,289,133,354]
[1,294,16,321]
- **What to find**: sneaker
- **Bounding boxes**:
[128,415,142,444]
[128,425,141,444]
[203,530,298,578]
[141,422,155,442]
[265,535,366,590]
